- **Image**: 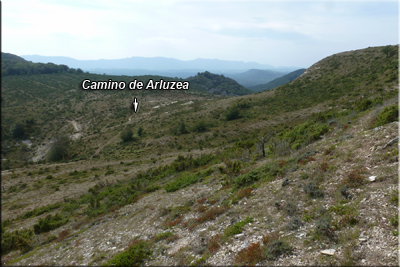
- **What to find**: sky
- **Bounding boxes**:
[2,0,398,68]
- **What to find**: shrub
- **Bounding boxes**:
[356,99,373,111]
[137,126,144,136]
[105,169,115,176]
[281,177,290,187]
[225,106,240,121]
[315,215,335,239]
[196,206,226,224]
[262,232,279,244]
[373,104,398,127]
[339,185,352,199]
[120,128,134,142]
[165,173,199,192]
[103,240,152,266]
[153,231,175,242]
[10,123,25,139]
[56,229,69,242]
[334,214,358,229]
[192,120,207,132]
[33,213,69,234]
[303,182,324,198]
[207,234,221,254]
[221,158,243,179]
[328,204,353,216]
[344,168,365,188]
[1,228,33,254]
[231,188,252,204]
[262,240,292,260]
[62,199,80,213]
[390,189,398,206]
[224,217,253,237]
[300,172,309,180]
[285,201,297,216]
[233,169,261,188]
[145,185,160,193]
[234,242,263,265]
[287,217,303,230]
[47,135,71,161]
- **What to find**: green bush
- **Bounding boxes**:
[48,135,71,161]
[153,231,174,242]
[225,106,240,121]
[10,123,25,139]
[192,120,207,132]
[262,240,292,260]
[356,99,373,111]
[285,201,297,216]
[165,173,199,192]
[33,213,69,234]
[137,126,144,136]
[315,215,335,239]
[373,104,398,127]
[145,185,160,193]
[103,240,152,266]
[233,169,261,188]
[224,217,253,237]
[120,128,134,142]
[1,228,33,254]
[286,217,303,230]
[282,120,329,150]
[303,182,324,198]
[62,199,80,212]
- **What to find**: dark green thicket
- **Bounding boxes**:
[120,128,134,142]
[1,228,34,255]
[48,135,72,161]
[33,213,69,234]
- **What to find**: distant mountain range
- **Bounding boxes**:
[1,52,252,96]
[21,55,301,81]
[249,69,306,92]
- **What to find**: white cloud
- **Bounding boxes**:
[2,0,398,67]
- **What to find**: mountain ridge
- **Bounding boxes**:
[21,54,301,72]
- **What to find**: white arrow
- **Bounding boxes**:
[132,97,139,113]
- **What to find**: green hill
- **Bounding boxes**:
[249,68,306,92]
[0,45,398,266]
[186,71,253,96]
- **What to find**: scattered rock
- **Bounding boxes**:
[234,233,245,239]
[321,249,335,256]
[368,176,376,182]
[382,137,399,149]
